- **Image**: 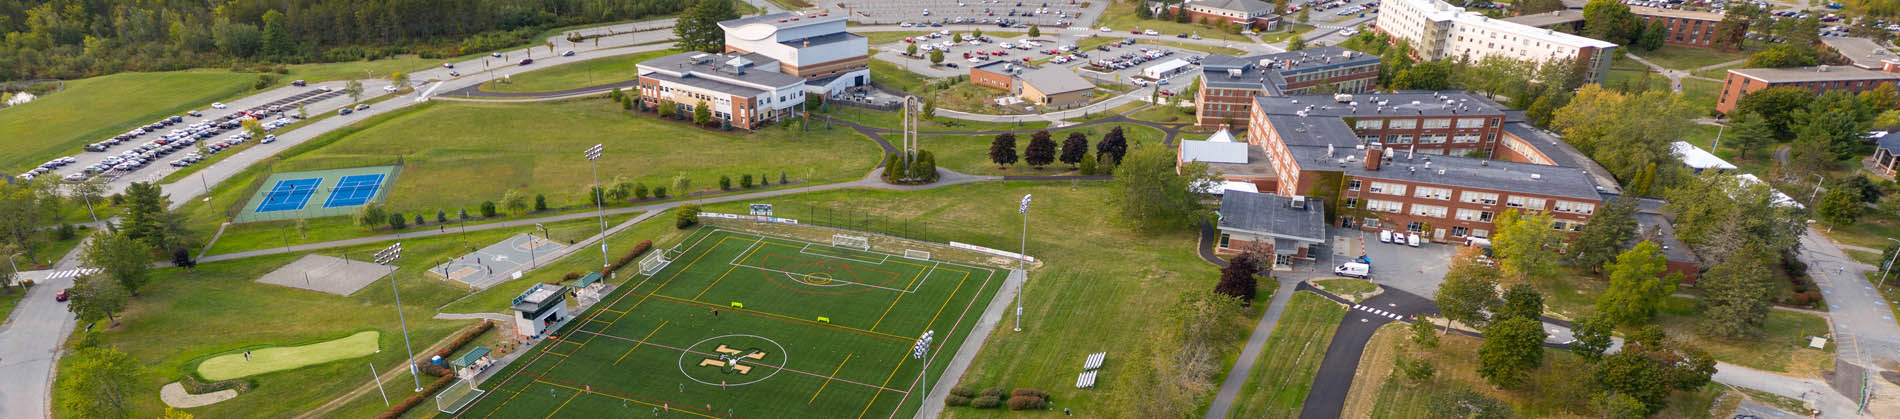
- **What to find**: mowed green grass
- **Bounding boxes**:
[0,71,255,173]
[1227,291,1348,418]
[691,183,1227,417]
[460,228,1001,419]
[262,99,882,214]
[1635,45,1752,71]
[481,49,675,93]
[196,330,381,381]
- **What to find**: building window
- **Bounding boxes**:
[1387,119,1417,129]
[1409,204,1448,218]
[1407,221,1424,232]
[1344,197,1359,208]
[1348,180,1362,191]
[1551,221,1568,231]
[1554,201,1596,214]
[1420,134,1447,144]
[1461,191,1499,205]
[1219,233,1231,249]
[1471,229,1489,238]
[1452,134,1481,144]
[1456,118,1485,128]
[1414,186,1452,200]
[1422,119,1452,129]
[1506,196,1547,209]
[1355,119,1384,130]
[1369,182,1407,196]
[1451,226,1468,237]
[1387,134,1413,144]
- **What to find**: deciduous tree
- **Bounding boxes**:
[83,232,152,296]
[1060,132,1089,167]
[1435,247,1502,332]
[1214,252,1262,303]
[1569,198,1637,269]
[57,346,142,418]
[1496,284,1544,322]
[69,274,128,327]
[1477,317,1546,388]
[989,133,1019,168]
[1108,144,1214,232]
[1596,241,1680,325]
[1570,314,1615,362]
[1025,131,1057,168]
[1491,209,1560,281]
[1701,243,1777,338]
[1097,127,1130,163]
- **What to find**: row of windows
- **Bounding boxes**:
[1346,180,1596,214]
[1353,117,1499,130]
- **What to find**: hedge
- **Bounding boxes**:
[601,240,654,276]
[944,394,971,407]
[950,386,976,398]
[378,374,455,419]
[970,395,1002,409]
[979,387,1008,400]
[1006,395,1047,410]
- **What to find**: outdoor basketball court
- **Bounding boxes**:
[234,166,400,223]
[255,254,395,296]
[430,233,565,288]
[452,227,1003,418]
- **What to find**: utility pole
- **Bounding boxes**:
[1016,194,1031,332]
[374,243,422,392]
[584,145,609,269]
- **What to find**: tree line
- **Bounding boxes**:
[0,0,697,80]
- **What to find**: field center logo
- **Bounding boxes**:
[678,334,788,386]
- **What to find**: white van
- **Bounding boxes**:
[1379,230,1394,243]
[1464,237,1492,248]
[1334,262,1371,278]
[1407,233,1422,247]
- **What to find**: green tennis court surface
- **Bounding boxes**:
[456,228,1003,419]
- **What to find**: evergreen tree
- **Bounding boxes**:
[1701,244,1776,338]
[1569,198,1638,269]
[675,0,739,52]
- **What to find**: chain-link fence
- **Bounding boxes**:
[789,202,959,244]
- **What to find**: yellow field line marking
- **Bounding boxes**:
[857,356,908,419]
[868,267,929,331]
[480,383,530,419]
[647,293,915,342]
[923,270,973,334]
[809,354,855,404]
[613,320,670,366]
[544,384,583,419]
[533,379,721,419]
[692,237,769,301]
[598,308,626,314]
[555,235,739,370]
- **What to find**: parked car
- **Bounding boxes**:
[339,108,353,116]
[292,79,307,86]
[563,50,576,56]
[1407,233,1422,247]
[1379,230,1393,243]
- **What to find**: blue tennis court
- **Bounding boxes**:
[255,178,322,213]
[323,174,386,208]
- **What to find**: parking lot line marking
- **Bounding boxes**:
[809,354,854,404]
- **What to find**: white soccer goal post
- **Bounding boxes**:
[903,249,931,261]
[435,378,485,413]
[638,251,673,276]
[831,233,870,251]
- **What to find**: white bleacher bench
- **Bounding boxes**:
[1075,370,1099,389]
[1082,352,1106,371]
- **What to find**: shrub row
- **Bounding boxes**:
[602,240,654,276]
[945,386,1048,410]
[378,374,455,419]
[431,321,495,360]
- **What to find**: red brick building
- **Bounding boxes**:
[1715,66,1900,114]
[1630,6,1724,49]
[1208,92,1608,245]
[1195,46,1381,129]
[969,61,1019,90]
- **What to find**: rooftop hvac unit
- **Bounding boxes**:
[1291,195,1306,209]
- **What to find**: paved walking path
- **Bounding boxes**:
[1203,278,1299,419]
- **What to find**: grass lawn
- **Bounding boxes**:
[1129,103,1197,124]
[1824,207,1900,250]
[195,330,381,381]
[479,49,674,93]
[1603,67,1671,94]
[50,218,579,418]
[927,123,1167,176]
[214,99,881,215]
[1143,40,1250,56]
[0,290,22,327]
[864,31,937,45]
[282,55,446,85]
[22,229,89,269]
[1346,322,1726,418]
[814,99,1051,132]
[1635,45,1752,71]
[459,227,1003,418]
[682,182,1229,417]
[0,71,256,174]
[1656,299,1834,377]
[1226,291,1349,418]
[1260,24,1317,44]
[1312,278,1377,302]
[1096,2,1252,42]
[1681,78,1724,113]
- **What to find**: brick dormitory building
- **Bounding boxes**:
[1182,91,1620,269]
[1195,46,1382,129]
[1715,65,1900,114]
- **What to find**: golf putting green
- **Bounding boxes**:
[196,331,381,381]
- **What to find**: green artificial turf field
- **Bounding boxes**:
[457,227,1002,418]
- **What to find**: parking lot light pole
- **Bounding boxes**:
[374,243,423,392]
[584,144,609,269]
[1016,194,1031,332]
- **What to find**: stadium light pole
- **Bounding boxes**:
[1880,237,1900,289]
[374,243,423,392]
[584,144,610,270]
[1016,194,1031,332]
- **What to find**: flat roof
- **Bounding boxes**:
[1671,141,1737,171]
[1398,0,1617,49]
[1217,191,1328,243]
[1822,37,1896,70]
[1634,211,1700,264]
[1181,139,1251,164]
[781,32,864,48]
[1019,67,1094,94]
[1628,6,1724,21]
[638,52,806,95]
[1729,66,1900,83]
[1502,10,1587,28]
[1501,123,1622,194]
[1205,146,1279,179]
[720,12,845,30]
[1200,47,1381,92]
[1260,113,1604,200]
[1253,91,1506,119]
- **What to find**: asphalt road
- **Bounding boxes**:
[1298,284,1434,419]
[0,243,86,419]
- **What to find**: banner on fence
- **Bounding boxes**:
[950,242,1036,263]
[699,212,799,225]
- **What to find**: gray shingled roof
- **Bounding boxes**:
[1018,67,1094,94]
[1218,192,1327,242]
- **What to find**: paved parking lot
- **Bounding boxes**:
[875,31,1206,90]
[38,79,398,188]
[841,0,1103,27]
[1330,227,1456,297]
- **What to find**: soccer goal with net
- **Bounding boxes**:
[435,378,485,413]
[903,249,931,261]
[639,251,673,276]
[831,233,870,251]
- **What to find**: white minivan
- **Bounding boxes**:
[1407,233,1422,247]
[1378,230,1394,243]
[1334,262,1371,279]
